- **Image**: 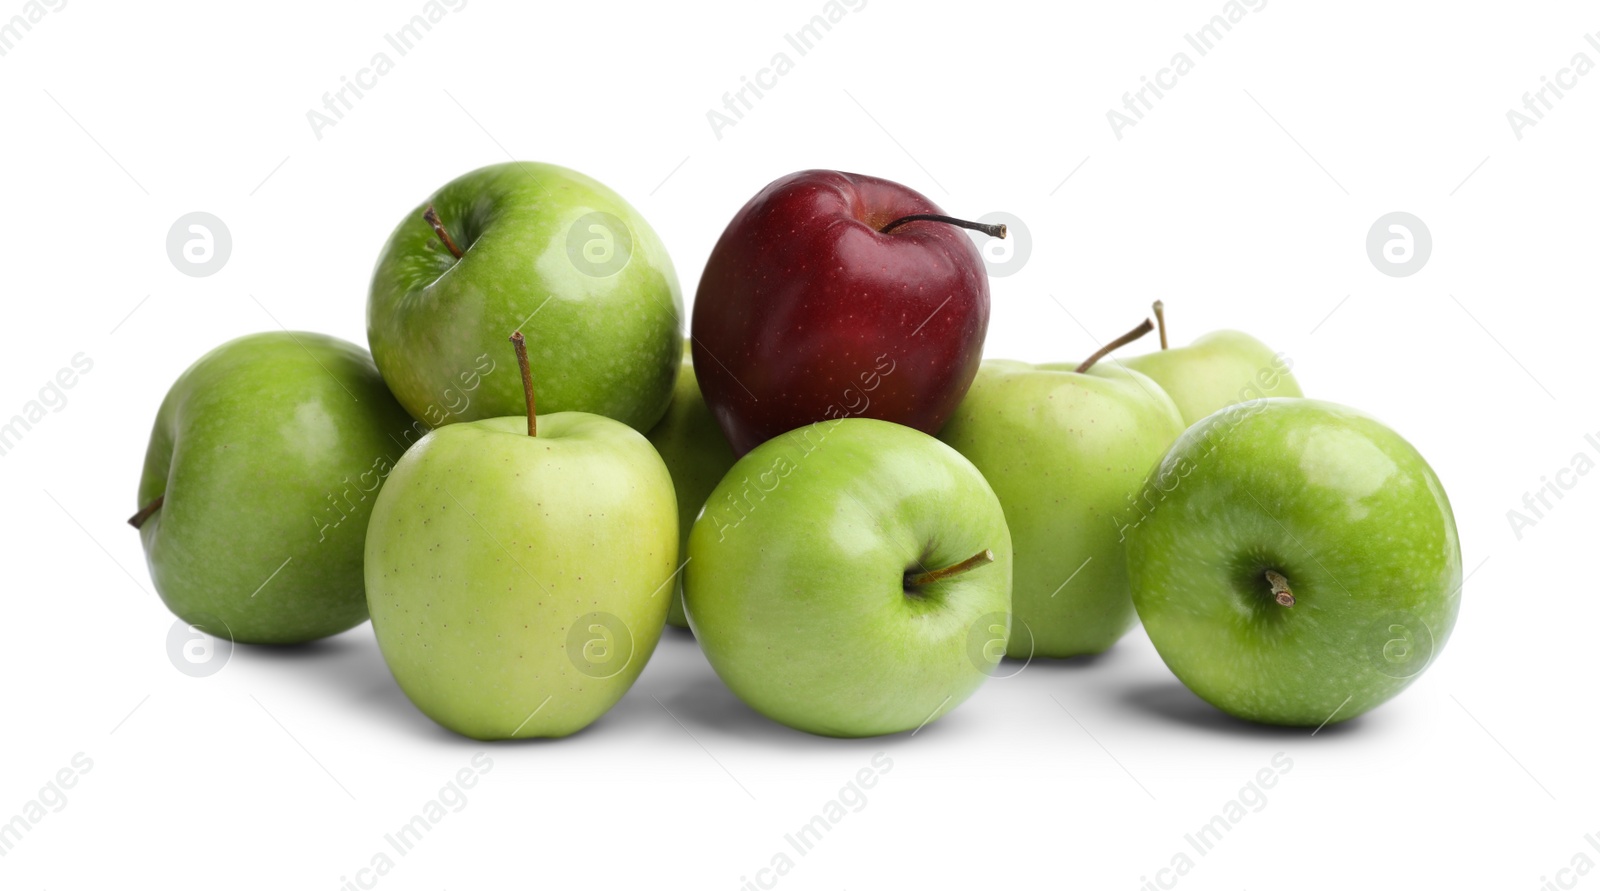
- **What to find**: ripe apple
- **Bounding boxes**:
[644,340,737,628]
[1125,398,1462,726]
[938,320,1185,658]
[684,417,1012,738]
[131,332,417,644]
[1121,302,1302,426]
[363,333,678,739]
[368,161,682,433]
[690,169,1004,456]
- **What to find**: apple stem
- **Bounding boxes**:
[907,549,995,588]
[1265,570,1295,607]
[879,213,1007,239]
[423,204,464,259]
[510,331,536,437]
[1074,318,1155,374]
[127,495,164,529]
[1153,300,1168,350]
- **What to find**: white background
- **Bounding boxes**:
[2,1,1594,888]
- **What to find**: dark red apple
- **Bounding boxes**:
[691,170,1002,456]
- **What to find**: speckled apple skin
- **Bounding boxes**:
[938,359,1185,658]
[368,162,682,433]
[364,412,678,740]
[685,418,1012,738]
[136,332,417,644]
[1126,398,1462,727]
[691,170,990,456]
[1122,330,1303,426]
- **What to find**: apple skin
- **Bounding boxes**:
[368,162,682,433]
[364,412,678,740]
[644,341,737,628]
[1121,330,1301,427]
[135,332,418,644]
[938,359,1185,658]
[684,417,1012,738]
[691,170,990,456]
[1125,398,1462,726]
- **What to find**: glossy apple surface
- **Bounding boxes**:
[1126,398,1461,726]
[691,170,991,455]
[1122,330,1301,426]
[365,411,677,739]
[368,162,681,432]
[135,332,417,644]
[644,341,737,627]
[684,418,1012,737]
[939,359,1184,657]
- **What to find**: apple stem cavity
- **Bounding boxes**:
[1265,569,1296,607]
[423,204,465,260]
[906,549,995,589]
[510,331,537,437]
[879,213,1007,240]
[1153,300,1168,350]
[1074,318,1155,374]
[127,494,164,529]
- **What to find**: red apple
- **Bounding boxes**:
[691,170,1002,456]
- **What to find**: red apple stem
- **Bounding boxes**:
[907,549,995,588]
[127,495,164,529]
[1153,300,1168,350]
[423,204,464,259]
[1074,318,1155,374]
[879,213,1007,239]
[510,331,536,437]
[1265,570,1295,607]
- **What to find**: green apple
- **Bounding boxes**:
[1125,398,1462,726]
[644,340,737,628]
[684,417,1012,738]
[132,332,418,644]
[1121,303,1302,426]
[364,335,678,739]
[368,161,682,433]
[938,335,1184,658]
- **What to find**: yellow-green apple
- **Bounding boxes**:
[684,418,1012,737]
[1121,302,1302,426]
[938,320,1184,657]
[364,333,678,739]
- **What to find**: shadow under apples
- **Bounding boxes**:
[229,622,970,747]
[1117,679,1366,739]
[635,633,968,749]
[656,674,963,750]
[230,626,478,745]
[997,648,1117,675]
[623,632,819,746]
[234,623,725,746]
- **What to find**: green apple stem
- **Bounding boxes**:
[907,549,995,588]
[423,204,464,259]
[1074,318,1155,374]
[510,331,536,437]
[879,214,1007,239]
[1153,300,1168,350]
[1265,570,1295,607]
[127,495,164,529]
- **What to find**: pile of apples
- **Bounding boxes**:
[130,164,1463,740]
